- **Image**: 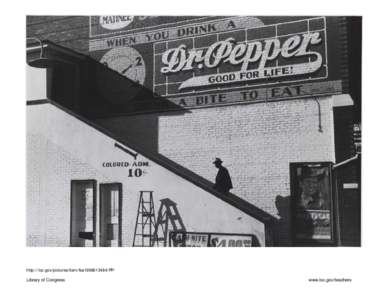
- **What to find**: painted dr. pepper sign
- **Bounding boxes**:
[89,16,346,112]
[155,17,327,97]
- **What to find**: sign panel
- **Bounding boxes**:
[209,234,253,247]
[88,16,347,114]
[90,16,215,38]
[169,231,257,247]
[353,123,361,154]
[154,17,327,97]
[170,232,209,247]
[290,162,335,244]
[163,80,341,109]
[89,16,264,50]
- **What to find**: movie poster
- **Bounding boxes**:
[290,163,334,244]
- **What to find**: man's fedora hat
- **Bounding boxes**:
[300,167,325,180]
[213,158,223,164]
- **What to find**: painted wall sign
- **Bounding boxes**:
[89,16,264,50]
[154,17,327,97]
[209,234,253,247]
[99,16,134,30]
[173,33,322,90]
[101,155,151,178]
[169,231,257,247]
[290,162,335,244]
[90,16,215,38]
[87,16,348,115]
[100,47,146,84]
[165,80,342,109]
[111,143,150,177]
[102,161,132,167]
[170,232,209,247]
[127,160,150,178]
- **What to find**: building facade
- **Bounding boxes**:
[26,16,361,246]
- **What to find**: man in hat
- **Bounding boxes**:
[298,167,328,210]
[213,158,233,194]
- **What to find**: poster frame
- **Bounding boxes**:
[289,162,336,246]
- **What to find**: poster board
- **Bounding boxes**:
[290,162,335,245]
[169,231,259,247]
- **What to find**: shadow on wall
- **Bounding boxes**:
[272,195,292,246]
[83,55,191,153]
[36,43,278,244]
[82,57,278,242]
[32,41,190,154]
[273,195,320,246]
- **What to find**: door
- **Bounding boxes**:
[100,183,122,247]
[70,180,96,247]
[333,159,361,246]
[339,188,361,246]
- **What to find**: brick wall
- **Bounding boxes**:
[27,103,266,246]
[26,133,109,246]
[97,96,336,245]
[27,16,89,54]
[27,16,339,245]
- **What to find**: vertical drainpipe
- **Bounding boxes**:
[313,97,323,132]
[333,168,342,246]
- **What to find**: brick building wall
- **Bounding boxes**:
[27,103,266,246]
[27,133,108,246]
[27,16,89,54]
[97,96,336,245]
[26,16,351,245]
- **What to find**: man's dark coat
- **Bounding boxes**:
[214,166,233,193]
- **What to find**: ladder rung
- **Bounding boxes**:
[142,213,154,217]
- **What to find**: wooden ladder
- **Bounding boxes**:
[132,191,157,247]
[152,198,186,246]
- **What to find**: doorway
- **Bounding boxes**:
[99,183,122,247]
[70,180,96,247]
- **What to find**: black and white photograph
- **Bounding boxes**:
[4,1,388,298]
[26,15,361,247]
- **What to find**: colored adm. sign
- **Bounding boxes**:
[161,32,324,90]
